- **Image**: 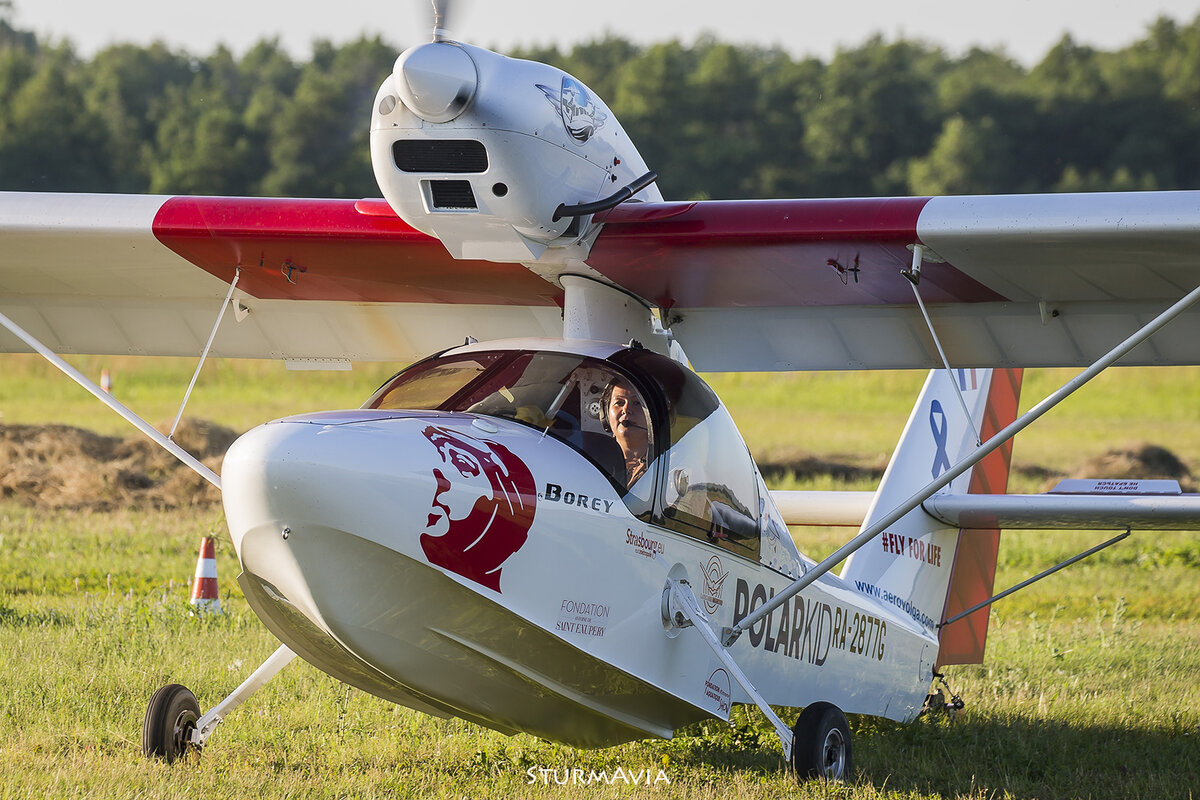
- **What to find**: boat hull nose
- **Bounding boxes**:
[218,411,707,748]
[221,413,435,623]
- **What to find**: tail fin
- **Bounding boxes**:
[840,368,1023,665]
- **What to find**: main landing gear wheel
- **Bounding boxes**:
[790,702,852,781]
[142,684,201,763]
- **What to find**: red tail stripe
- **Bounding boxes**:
[937,368,1023,666]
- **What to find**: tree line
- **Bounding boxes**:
[2,6,1200,200]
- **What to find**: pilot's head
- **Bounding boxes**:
[602,378,648,449]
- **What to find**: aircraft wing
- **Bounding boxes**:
[0,193,562,363]
[590,192,1200,371]
[4,190,1200,369]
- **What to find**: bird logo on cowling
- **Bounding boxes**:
[421,425,537,592]
[537,76,607,144]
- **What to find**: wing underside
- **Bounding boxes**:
[4,190,1200,368]
[0,193,561,363]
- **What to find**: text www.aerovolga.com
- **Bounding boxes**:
[524,765,671,786]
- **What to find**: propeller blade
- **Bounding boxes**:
[431,0,452,42]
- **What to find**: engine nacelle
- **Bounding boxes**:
[371,41,660,262]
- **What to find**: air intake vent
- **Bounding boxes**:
[394,140,488,173]
[429,180,478,209]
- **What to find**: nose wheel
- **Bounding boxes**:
[141,645,297,763]
[791,701,852,781]
[142,684,201,762]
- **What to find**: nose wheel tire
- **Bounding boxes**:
[142,684,201,763]
[790,701,852,781]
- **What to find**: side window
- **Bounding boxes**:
[757,472,804,577]
[593,374,655,515]
[657,405,760,560]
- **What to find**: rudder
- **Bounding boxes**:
[840,368,1023,666]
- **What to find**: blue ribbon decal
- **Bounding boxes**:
[929,400,951,478]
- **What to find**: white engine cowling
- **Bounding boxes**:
[371,40,660,262]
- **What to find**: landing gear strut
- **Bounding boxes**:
[790,701,852,781]
[662,572,853,782]
[142,644,296,763]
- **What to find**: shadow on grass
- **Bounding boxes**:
[647,711,1198,799]
[859,711,1199,799]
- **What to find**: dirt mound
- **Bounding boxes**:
[0,419,235,510]
[1072,442,1195,491]
[4,422,1192,512]
[758,441,1194,493]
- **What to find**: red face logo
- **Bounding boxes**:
[421,425,537,592]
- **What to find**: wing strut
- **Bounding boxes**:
[722,281,1200,648]
[904,244,981,446]
[168,268,240,440]
[940,531,1129,628]
[0,310,221,489]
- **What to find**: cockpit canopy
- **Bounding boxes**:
[365,346,770,563]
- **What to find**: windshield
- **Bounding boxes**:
[369,352,506,411]
[366,350,655,497]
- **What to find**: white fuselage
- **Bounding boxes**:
[221,350,938,746]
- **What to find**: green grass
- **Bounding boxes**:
[5,354,1200,479]
[0,354,401,435]
[2,505,1197,798]
[708,366,1200,478]
[3,355,1200,797]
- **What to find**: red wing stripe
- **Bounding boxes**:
[590,197,1005,310]
[151,196,560,306]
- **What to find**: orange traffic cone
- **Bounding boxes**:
[189,536,223,614]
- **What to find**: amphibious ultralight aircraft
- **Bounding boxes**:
[4,1,1200,782]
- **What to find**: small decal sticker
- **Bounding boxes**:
[625,528,664,558]
[929,399,951,478]
[700,554,729,615]
[555,599,610,639]
[537,76,607,144]
[541,482,614,513]
[704,668,731,715]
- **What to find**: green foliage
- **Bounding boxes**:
[4,13,1200,198]
[908,115,1013,196]
[259,37,394,198]
[0,45,110,190]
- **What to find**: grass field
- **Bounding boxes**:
[2,354,1199,798]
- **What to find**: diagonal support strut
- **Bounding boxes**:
[722,281,1200,647]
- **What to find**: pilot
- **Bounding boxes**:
[602,378,650,487]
